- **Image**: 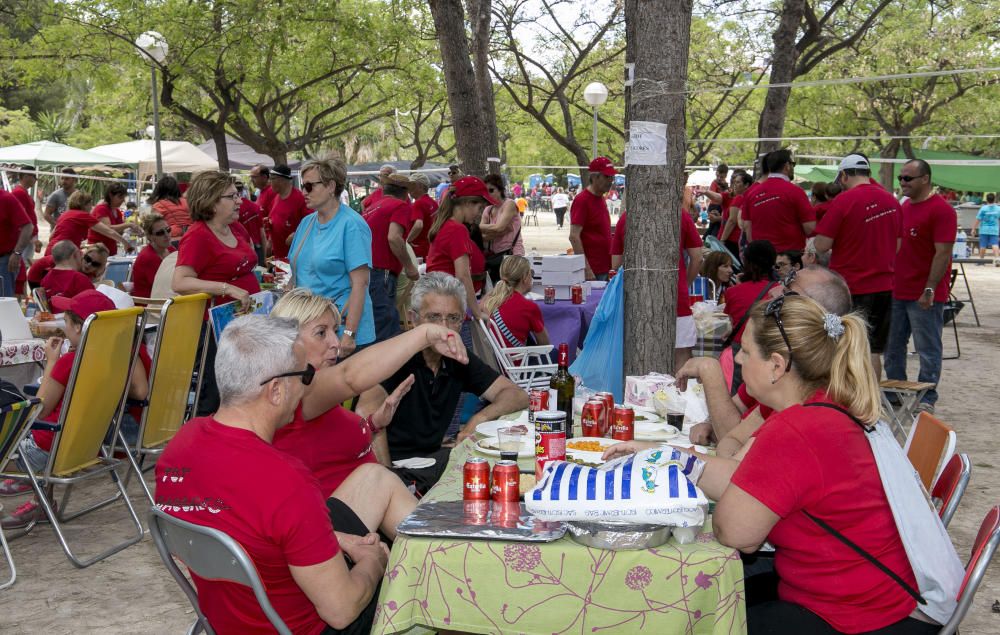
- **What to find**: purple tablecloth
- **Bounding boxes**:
[534,288,605,363]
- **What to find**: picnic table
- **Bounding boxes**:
[534,288,604,364]
[372,435,746,635]
[952,257,989,327]
[0,337,46,388]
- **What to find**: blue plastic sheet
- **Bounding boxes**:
[569,268,624,402]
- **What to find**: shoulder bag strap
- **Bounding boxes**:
[799,403,925,606]
[720,281,776,349]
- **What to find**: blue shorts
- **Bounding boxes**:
[979,234,998,248]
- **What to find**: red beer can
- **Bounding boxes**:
[571,284,584,304]
[463,500,489,525]
[492,501,520,528]
[581,400,604,437]
[544,286,556,304]
[689,293,704,306]
[611,405,635,441]
[491,460,520,502]
[535,429,567,479]
[608,269,617,280]
[463,457,491,501]
[595,392,615,436]
[262,272,275,284]
[528,389,550,424]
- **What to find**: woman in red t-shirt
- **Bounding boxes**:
[88,183,131,255]
[608,296,931,634]
[722,240,777,345]
[426,176,494,319]
[269,288,469,539]
[45,190,131,256]
[130,213,175,299]
[479,255,548,347]
[150,176,190,240]
[172,171,261,416]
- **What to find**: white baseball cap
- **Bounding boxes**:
[838,154,870,171]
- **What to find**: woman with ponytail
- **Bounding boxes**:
[479,255,549,347]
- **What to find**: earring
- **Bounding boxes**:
[771,376,777,384]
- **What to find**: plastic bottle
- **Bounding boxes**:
[954,230,967,259]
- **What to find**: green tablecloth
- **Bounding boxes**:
[373,440,746,634]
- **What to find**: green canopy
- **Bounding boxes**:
[797,150,1000,192]
[794,164,839,184]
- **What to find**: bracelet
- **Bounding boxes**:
[923,287,934,295]
[364,415,380,435]
[221,283,228,296]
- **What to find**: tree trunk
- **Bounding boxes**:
[755,0,806,159]
[429,0,490,177]
[211,128,230,171]
[466,0,501,174]
[623,0,693,377]
[878,138,901,190]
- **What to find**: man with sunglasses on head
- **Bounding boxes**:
[742,148,816,252]
[677,265,852,453]
[358,273,528,492]
[884,159,956,415]
[813,154,902,379]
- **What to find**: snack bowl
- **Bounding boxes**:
[566,521,672,550]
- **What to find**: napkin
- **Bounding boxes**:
[392,457,437,470]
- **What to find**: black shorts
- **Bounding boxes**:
[321,498,380,635]
[852,291,893,353]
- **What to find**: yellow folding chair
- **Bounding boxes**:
[14,306,147,568]
[123,294,209,505]
[0,398,43,590]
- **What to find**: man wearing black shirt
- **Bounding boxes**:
[359,273,527,485]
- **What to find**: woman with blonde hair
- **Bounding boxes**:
[80,243,109,283]
[479,255,548,347]
[269,287,470,539]
[610,294,932,634]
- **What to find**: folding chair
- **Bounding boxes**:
[939,505,1000,635]
[942,269,963,360]
[690,276,717,302]
[879,379,936,443]
[0,306,147,568]
[904,412,957,491]
[122,294,210,505]
[31,287,50,314]
[931,453,971,529]
[0,398,43,590]
[148,507,292,635]
[477,319,555,391]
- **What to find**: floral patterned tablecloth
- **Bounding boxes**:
[373,440,746,635]
[0,338,45,367]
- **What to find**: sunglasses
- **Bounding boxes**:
[897,175,923,183]
[302,180,325,194]
[763,295,794,373]
[151,228,170,237]
[82,255,103,267]
[259,363,316,387]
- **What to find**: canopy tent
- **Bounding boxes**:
[686,170,716,187]
[0,141,132,168]
[89,140,218,180]
[196,135,301,171]
[794,164,839,183]
[797,149,1000,192]
[566,173,581,188]
[345,160,449,186]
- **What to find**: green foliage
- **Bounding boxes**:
[0,105,38,145]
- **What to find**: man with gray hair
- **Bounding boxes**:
[362,163,397,213]
[406,172,438,259]
[359,272,527,490]
[156,315,389,633]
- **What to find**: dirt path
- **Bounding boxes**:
[2,208,997,633]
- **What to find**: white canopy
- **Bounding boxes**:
[0,141,131,167]
[89,140,218,178]
[686,170,716,188]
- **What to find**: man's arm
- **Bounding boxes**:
[388,222,418,281]
[291,536,388,630]
[919,243,953,309]
[42,204,57,226]
[812,234,834,254]
[742,220,752,242]
[801,220,816,235]
[719,206,739,242]
[686,247,703,286]
[456,375,529,442]
[568,224,593,279]
[405,219,423,244]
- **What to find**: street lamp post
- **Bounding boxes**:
[583,82,609,159]
[135,31,169,180]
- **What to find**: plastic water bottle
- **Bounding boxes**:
[954,230,967,259]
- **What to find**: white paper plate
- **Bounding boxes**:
[564,437,623,465]
[475,418,532,439]
[474,437,535,458]
[630,408,663,424]
[634,423,682,441]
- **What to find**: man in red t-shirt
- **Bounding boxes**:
[40,241,94,311]
[364,173,420,342]
[0,188,34,298]
[884,159,957,412]
[249,165,275,214]
[236,182,266,265]
[156,315,388,634]
[720,170,752,256]
[267,164,307,260]
[406,173,438,259]
[742,149,816,252]
[569,157,615,280]
[12,168,41,253]
[362,164,396,213]
[814,154,901,377]
[709,163,729,194]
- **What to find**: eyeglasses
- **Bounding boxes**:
[219,194,238,201]
[420,313,464,326]
[82,255,103,267]
[302,180,325,194]
[151,228,170,237]
[259,363,316,387]
[897,175,923,183]
[763,295,794,373]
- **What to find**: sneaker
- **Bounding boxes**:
[1,499,45,530]
[0,478,32,497]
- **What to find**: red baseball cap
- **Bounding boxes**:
[450,176,499,206]
[588,156,617,176]
[52,289,115,316]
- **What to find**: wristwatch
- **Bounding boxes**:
[343,328,355,338]
[923,287,935,296]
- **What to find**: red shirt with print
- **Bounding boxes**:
[238,198,264,246]
[426,219,486,292]
[131,244,176,299]
[88,202,126,256]
[362,187,384,213]
[722,279,774,344]
[742,177,815,252]
[11,185,37,236]
[569,188,612,275]
[272,405,377,498]
[409,194,438,258]
[268,189,307,260]
[156,417,340,635]
[256,185,276,214]
[0,190,32,254]
[363,197,412,275]
[893,194,957,302]
[45,210,99,254]
[494,291,545,346]
[176,221,260,308]
[732,394,918,633]
[816,183,901,295]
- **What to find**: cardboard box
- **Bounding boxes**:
[541,269,585,285]
[541,254,586,272]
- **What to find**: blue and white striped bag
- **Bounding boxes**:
[525,447,708,526]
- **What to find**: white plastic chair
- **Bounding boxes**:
[477,319,556,391]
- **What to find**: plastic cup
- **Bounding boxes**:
[497,427,524,461]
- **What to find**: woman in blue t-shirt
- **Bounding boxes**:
[973,193,1000,259]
